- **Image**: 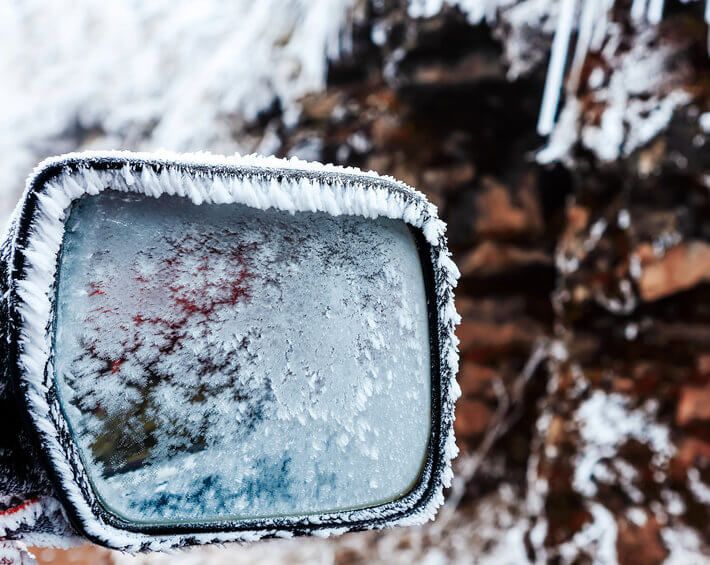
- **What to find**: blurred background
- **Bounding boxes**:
[2,0,709,563]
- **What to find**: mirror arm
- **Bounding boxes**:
[0,223,77,545]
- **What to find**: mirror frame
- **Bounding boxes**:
[4,152,460,551]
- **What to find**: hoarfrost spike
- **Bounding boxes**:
[569,0,599,92]
[631,0,648,21]
[590,0,614,52]
[646,0,664,24]
[537,0,578,136]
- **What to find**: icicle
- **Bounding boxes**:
[646,0,664,24]
[568,0,599,93]
[631,0,648,22]
[590,0,614,52]
[537,0,578,136]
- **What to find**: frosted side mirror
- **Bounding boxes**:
[2,152,460,551]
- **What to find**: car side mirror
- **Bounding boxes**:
[0,152,459,551]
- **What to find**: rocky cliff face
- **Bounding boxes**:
[262,1,709,562]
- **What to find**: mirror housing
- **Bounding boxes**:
[0,152,460,551]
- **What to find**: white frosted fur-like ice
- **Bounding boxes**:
[0,498,43,538]
[0,496,79,549]
[574,390,673,498]
[55,192,432,523]
[10,151,460,551]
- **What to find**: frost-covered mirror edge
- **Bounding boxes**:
[55,193,433,526]
[6,151,460,552]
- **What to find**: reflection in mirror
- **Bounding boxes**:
[53,190,431,524]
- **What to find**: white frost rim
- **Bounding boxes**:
[10,150,460,552]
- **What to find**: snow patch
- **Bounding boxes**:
[0,542,37,565]
[574,391,673,498]
[557,503,618,565]
[408,0,515,24]
[539,23,694,164]
[662,525,710,564]
[0,0,355,231]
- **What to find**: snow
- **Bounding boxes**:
[573,391,673,498]
[0,0,354,232]
[0,542,37,565]
[687,468,710,505]
[539,25,694,164]
[407,0,515,23]
[567,0,600,93]
[0,498,44,538]
[407,0,701,141]
[632,0,649,21]
[0,496,78,550]
[662,525,710,564]
[54,191,431,523]
[617,209,631,229]
[700,112,710,133]
[557,503,618,565]
[9,151,460,551]
[408,0,705,158]
[537,0,577,135]
[647,0,665,24]
[495,0,557,80]
[1,1,704,231]
[626,507,648,526]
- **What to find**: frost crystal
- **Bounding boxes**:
[54,191,432,523]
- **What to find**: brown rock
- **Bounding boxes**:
[370,115,408,148]
[31,545,114,565]
[697,355,710,377]
[475,175,542,240]
[300,91,344,121]
[613,377,636,394]
[546,415,566,447]
[454,295,476,318]
[567,205,590,231]
[638,241,710,302]
[636,138,667,177]
[421,162,475,194]
[676,385,710,427]
[616,515,668,565]
[458,240,551,278]
[458,361,498,397]
[410,52,505,86]
[389,159,420,191]
[364,88,397,112]
[635,242,656,264]
[455,398,493,438]
[456,318,539,359]
[633,210,681,244]
[670,437,710,479]
[364,154,392,176]
[638,321,710,350]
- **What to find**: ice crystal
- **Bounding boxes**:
[54,191,432,523]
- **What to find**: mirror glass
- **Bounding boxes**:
[53,189,432,525]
